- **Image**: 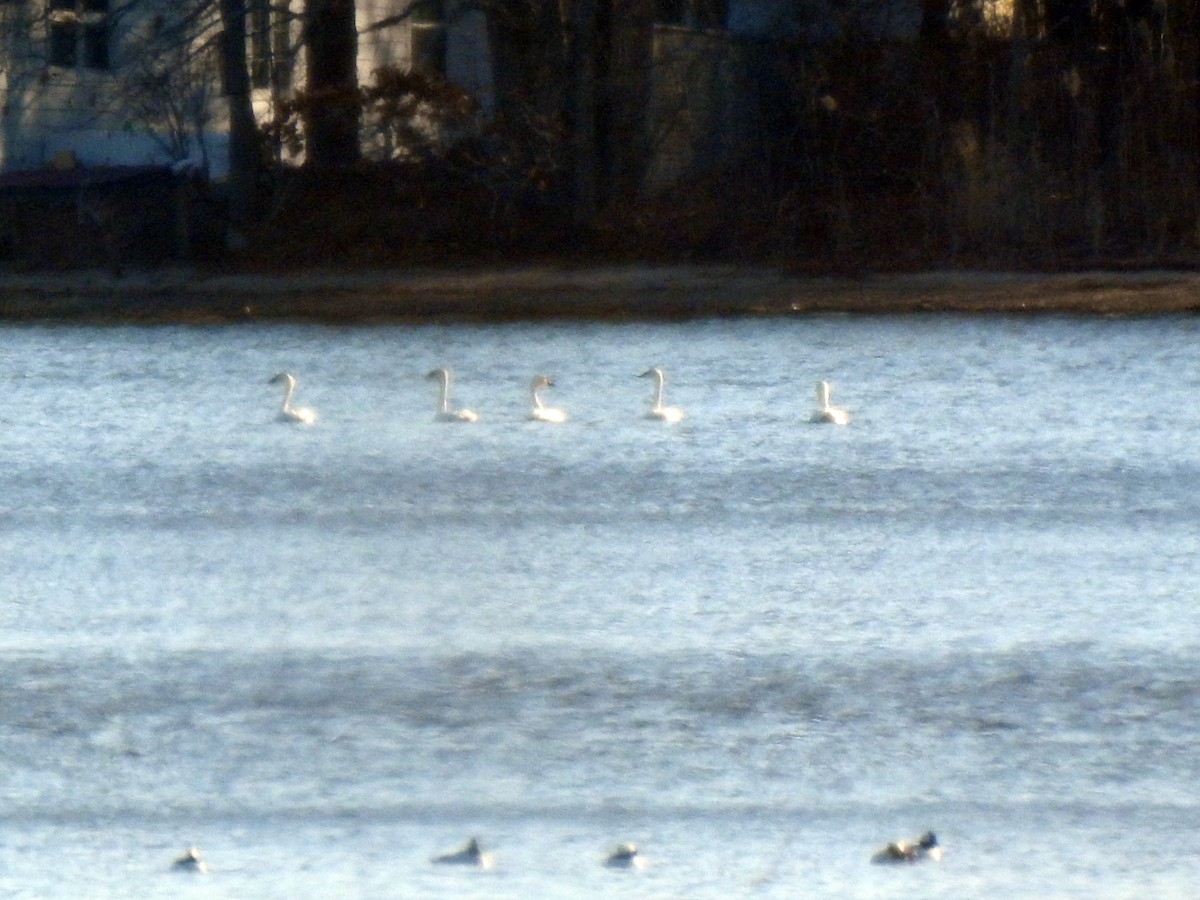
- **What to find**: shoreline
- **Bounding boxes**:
[0,265,1198,322]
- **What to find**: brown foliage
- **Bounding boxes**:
[263,66,478,164]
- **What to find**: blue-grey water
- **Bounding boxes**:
[0,312,1197,898]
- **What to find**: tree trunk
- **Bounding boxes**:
[919,0,952,40]
[604,0,654,200]
[485,1,570,195]
[219,0,260,237]
[567,0,598,226]
[304,0,361,168]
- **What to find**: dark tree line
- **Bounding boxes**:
[215,0,1199,267]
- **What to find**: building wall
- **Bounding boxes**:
[0,1,493,176]
[0,1,223,173]
[644,25,745,192]
[357,0,411,77]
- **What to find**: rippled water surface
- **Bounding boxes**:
[0,309,1198,897]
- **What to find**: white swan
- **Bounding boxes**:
[171,847,209,874]
[604,842,645,870]
[426,368,479,422]
[811,380,850,425]
[529,375,567,423]
[639,367,684,423]
[871,830,942,864]
[268,372,317,424]
[432,837,494,869]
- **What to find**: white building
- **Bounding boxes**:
[0,0,493,176]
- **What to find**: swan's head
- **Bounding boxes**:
[531,375,554,390]
[917,831,938,850]
[639,368,664,380]
[426,368,450,383]
[269,372,296,388]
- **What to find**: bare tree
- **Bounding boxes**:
[303,0,361,167]
[219,0,262,233]
[0,2,41,169]
[481,0,572,201]
[111,5,222,169]
[566,0,599,224]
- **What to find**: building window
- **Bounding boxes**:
[48,0,110,70]
[410,1,446,76]
[410,0,444,26]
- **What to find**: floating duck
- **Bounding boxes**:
[604,842,644,869]
[432,837,494,868]
[171,847,208,873]
[871,830,942,864]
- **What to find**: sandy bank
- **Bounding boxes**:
[0,266,1197,323]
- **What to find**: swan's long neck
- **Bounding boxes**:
[280,378,297,413]
[531,384,545,410]
[817,381,831,409]
[649,370,665,409]
[436,372,451,414]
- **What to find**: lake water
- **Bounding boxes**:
[0,311,1197,898]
